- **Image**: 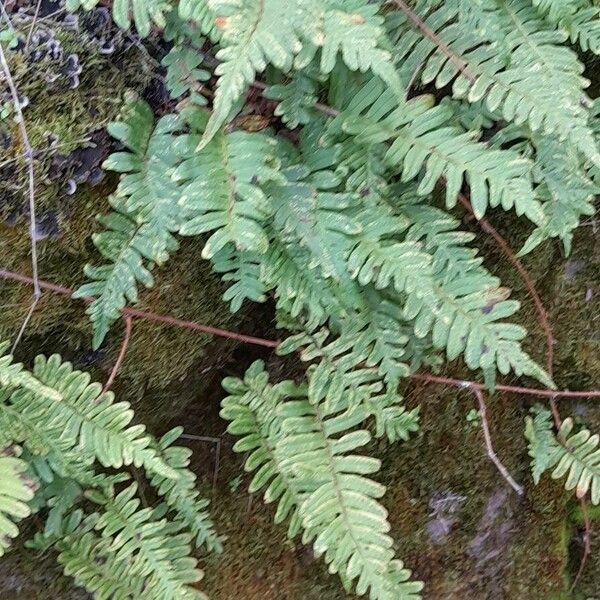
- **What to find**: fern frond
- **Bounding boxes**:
[222,361,423,599]
[179,0,217,37]
[221,362,306,537]
[199,0,312,145]
[89,483,206,599]
[57,528,149,599]
[390,0,600,164]
[65,0,170,36]
[320,1,403,95]
[211,245,268,311]
[0,453,34,556]
[200,0,400,145]
[175,110,283,257]
[524,405,561,484]
[150,427,223,553]
[74,100,188,348]
[8,354,177,479]
[525,408,600,504]
[338,79,543,222]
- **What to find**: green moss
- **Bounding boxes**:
[0,16,152,218]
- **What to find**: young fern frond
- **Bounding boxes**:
[220,363,306,538]
[263,73,320,129]
[221,361,423,599]
[525,405,561,484]
[0,453,34,556]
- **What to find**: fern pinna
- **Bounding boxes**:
[2,0,600,597]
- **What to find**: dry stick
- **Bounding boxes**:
[24,0,43,51]
[0,43,41,352]
[473,388,524,495]
[4,267,600,400]
[388,0,477,84]
[102,315,133,392]
[180,434,222,500]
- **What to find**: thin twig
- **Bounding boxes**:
[102,315,133,392]
[473,388,524,495]
[180,434,222,500]
[24,0,43,51]
[457,194,563,427]
[0,269,279,348]
[10,297,39,354]
[571,498,592,592]
[3,268,600,400]
[0,2,15,32]
[457,194,555,376]
[388,0,477,83]
[0,42,41,352]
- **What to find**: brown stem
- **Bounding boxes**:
[571,498,592,592]
[473,388,523,495]
[388,0,477,83]
[103,315,133,392]
[0,269,279,349]
[4,268,600,399]
[0,42,41,352]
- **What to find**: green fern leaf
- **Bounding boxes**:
[9,354,177,479]
[340,82,543,222]
[551,418,600,504]
[175,111,283,257]
[222,361,423,599]
[0,453,34,556]
[391,0,600,164]
[524,405,561,484]
[89,484,206,599]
